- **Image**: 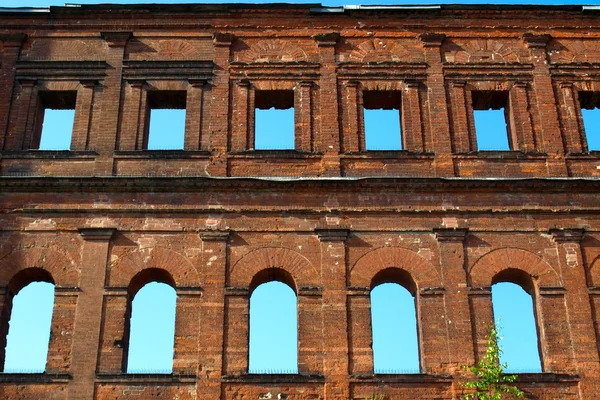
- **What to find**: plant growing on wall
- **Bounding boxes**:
[462,325,525,400]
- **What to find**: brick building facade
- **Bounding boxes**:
[1,3,600,399]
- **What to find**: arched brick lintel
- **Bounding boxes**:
[229,247,318,289]
[109,247,199,288]
[350,246,441,289]
[0,247,78,289]
[469,247,562,289]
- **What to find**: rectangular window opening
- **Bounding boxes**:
[254,90,295,150]
[472,91,511,151]
[146,91,186,151]
[36,91,76,151]
[579,91,600,151]
[363,91,402,151]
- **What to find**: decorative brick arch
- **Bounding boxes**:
[350,247,441,289]
[587,255,600,287]
[237,39,308,63]
[346,38,421,62]
[109,247,199,287]
[444,39,523,64]
[229,247,318,288]
[469,248,562,288]
[0,247,78,288]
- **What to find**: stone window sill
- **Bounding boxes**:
[350,373,452,383]
[222,373,325,383]
[0,373,71,383]
[228,150,322,159]
[113,150,211,159]
[342,151,435,159]
[454,151,547,160]
[95,373,196,384]
[0,150,98,159]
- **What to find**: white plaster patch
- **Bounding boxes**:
[442,217,458,228]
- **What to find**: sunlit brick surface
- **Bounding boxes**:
[1,3,600,399]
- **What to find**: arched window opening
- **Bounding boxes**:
[371,282,420,374]
[491,280,542,373]
[126,280,176,374]
[2,277,55,373]
[249,277,298,374]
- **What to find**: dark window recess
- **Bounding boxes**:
[579,91,600,151]
[254,90,295,150]
[363,91,402,151]
[146,91,186,150]
[34,91,77,150]
[472,91,511,151]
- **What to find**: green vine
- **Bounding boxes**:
[462,325,525,400]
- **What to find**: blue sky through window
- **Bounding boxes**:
[147,109,186,150]
[255,108,295,150]
[39,109,75,150]
[364,109,402,151]
[474,109,510,151]
[371,283,419,373]
[249,281,298,373]
[127,282,176,373]
[582,108,600,151]
[4,282,54,373]
[492,282,542,373]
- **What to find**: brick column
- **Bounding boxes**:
[231,80,251,152]
[316,228,350,398]
[342,81,361,153]
[10,79,37,150]
[558,81,585,153]
[297,288,324,374]
[208,33,233,175]
[448,81,473,153]
[173,287,203,374]
[185,80,205,151]
[434,228,474,372]
[509,81,536,152]
[93,32,131,175]
[118,80,145,151]
[295,81,313,152]
[68,228,115,400]
[347,288,372,375]
[402,80,424,152]
[71,80,97,151]
[197,230,229,398]
[419,33,453,175]
[550,229,600,395]
[46,288,78,373]
[0,33,26,151]
[222,288,249,375]
[313,33,341,176]
[522,33,567,175]
[468,287,494,363]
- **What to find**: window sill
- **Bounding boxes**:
[342,151,435,159]
[350,373,452,383]
[0,150,98,159]
[454,151,547,160]
[95,373,196,384]
[514,372,580,383]
[114,150,211,159]
[228,150,323,159]
[222,373,325,383]
[566,151,600,158]
[0,372,71,383]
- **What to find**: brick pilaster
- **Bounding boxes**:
[67,228,115,400]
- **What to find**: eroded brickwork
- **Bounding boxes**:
[1,3,600,399]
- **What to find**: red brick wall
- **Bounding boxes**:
[1,4,600,399]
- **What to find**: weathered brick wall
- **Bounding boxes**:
[1,4,600,399]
